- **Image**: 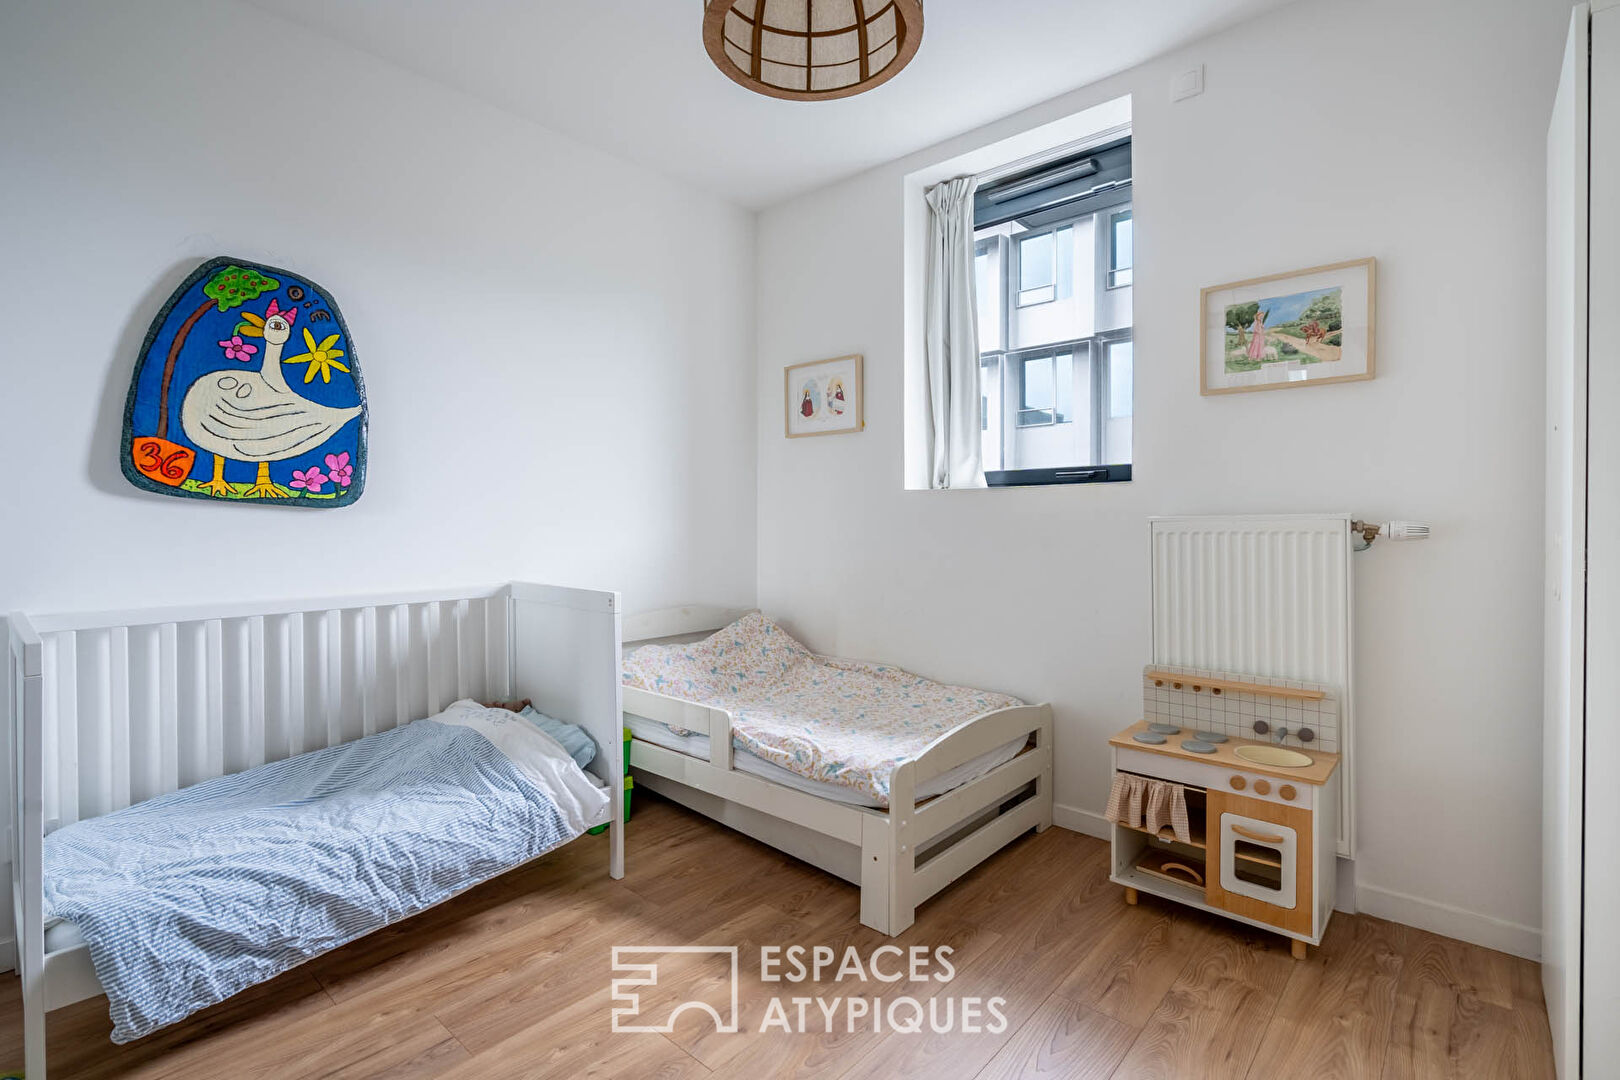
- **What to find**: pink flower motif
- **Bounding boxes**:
[324,451,353,487]
[217,335,258,362]
[290,466,328,493]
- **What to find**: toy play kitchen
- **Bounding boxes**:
[1106,667,1342,959]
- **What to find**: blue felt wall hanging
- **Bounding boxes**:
[121,257,368,507]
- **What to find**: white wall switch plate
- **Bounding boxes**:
[1172,65,1205,102]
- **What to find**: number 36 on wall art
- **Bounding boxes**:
[121,256,368,507]
[785,353,864,438]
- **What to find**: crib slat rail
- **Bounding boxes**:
[6,582,623,1080]
[25,590,518,831]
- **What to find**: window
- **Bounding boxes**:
[1017,231,1056,306]
[1015,226,1073,307]
[1104,336,1132,465]
[974,241,1003,352]
[1017,351,1071,425]
[972,135,1132,485]
[1109,210,1132,288]
[1107,339,1133,418]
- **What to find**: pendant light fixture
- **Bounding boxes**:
[703,1,924,101]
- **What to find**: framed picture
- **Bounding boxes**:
[785,353,864,437]
[1201,257,1376,395]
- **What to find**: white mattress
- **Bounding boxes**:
[45,918,83,953]
[624,713,1025,809]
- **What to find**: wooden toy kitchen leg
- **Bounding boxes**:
[1290,938,1308,961]
[1124,887,1138,905]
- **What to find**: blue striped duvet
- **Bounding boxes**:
[43,713,582,1043]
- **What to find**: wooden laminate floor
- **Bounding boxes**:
[0,793,1555,1079]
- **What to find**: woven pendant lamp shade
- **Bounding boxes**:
[703,0,924,101]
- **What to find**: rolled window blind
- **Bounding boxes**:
[974,137,1132,229]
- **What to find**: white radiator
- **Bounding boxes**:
[1150,515,1355,856]
[26,588,513,832]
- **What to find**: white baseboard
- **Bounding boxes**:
[1052,804,1537,961]
[1356,881,1540,961]
[1052,803,1110,840]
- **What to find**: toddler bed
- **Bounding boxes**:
[7,582,625,1080]
[621,609,1053,935]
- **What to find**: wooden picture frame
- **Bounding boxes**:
[1200,257,1376,395]
[785,353,864,437]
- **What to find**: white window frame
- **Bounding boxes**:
[1013,225,1072,308]
[1107,208,1133,289]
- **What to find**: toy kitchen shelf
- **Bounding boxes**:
[1107,720,1341,959]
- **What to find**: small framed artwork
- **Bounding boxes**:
[1201,257,1376,395]
[785,353,864,437]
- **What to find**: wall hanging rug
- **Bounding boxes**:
[121,256,367,507]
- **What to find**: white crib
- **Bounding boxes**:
[5,582,625,1080]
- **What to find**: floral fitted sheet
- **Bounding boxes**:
[621,613,1023,806]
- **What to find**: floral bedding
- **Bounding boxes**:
[621,613,1023,806]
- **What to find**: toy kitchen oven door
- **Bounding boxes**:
[1205,790,1311,936]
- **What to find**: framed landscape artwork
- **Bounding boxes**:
[785,353,864,437]
[1201,257,1376,395]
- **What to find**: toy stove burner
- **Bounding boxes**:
[1147,723,1181,735]
[1180,739,1217,754]
[1133,731,1167,745]
[1194,731,1229,743]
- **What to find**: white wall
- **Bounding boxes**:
[0,0,758,953]
[756,0,1569,957]
[0,0,757,617]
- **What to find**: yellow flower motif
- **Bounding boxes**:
[282,328,349,384]
[235,310,266,337]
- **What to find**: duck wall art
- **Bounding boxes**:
[121,257,367,507]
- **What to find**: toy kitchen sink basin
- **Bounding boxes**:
[1233,745,1314,768]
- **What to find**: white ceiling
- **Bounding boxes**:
[245,0,1293,209]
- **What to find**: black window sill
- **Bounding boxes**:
[985,464,1132,487]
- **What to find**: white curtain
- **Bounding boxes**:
[923,177,983,489]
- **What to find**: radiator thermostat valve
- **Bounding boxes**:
[1351,520,1431,550]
